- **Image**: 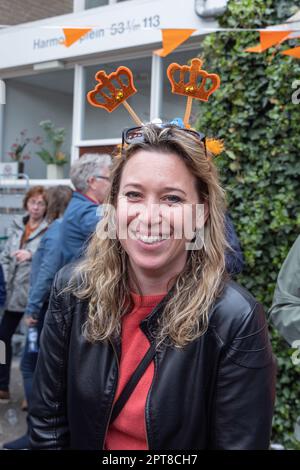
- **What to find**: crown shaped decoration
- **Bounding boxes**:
[86,59,223,154]
[167,58,220,102]
[87,66,137,112]
[87,66,143,125]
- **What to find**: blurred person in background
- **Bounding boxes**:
[0,186,48,402]
[59,153,112,266]
[2,185,73,450]
[270,235,300,345]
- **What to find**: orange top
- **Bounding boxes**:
[20,223,37,248]
[105,292,166,450]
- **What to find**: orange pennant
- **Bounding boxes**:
[63,28,92,47]
[245,30,292,53]
[260,30,292,49]
[281,46,300,58]
[245,44,263,53]
[154,29,196,57]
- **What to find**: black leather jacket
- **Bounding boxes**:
[30,264,276,450]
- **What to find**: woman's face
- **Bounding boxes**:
[116,150,204,279]
[26,194,46,222]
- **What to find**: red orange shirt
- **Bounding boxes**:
[105,292,166,450]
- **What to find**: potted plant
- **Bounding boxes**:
[7,129,36,177]
[36,120,68,179]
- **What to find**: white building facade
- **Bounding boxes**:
[0,0,226,182]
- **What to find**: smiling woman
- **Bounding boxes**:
[29,123,276,451]
[116,151,201,281]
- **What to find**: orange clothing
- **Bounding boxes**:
[20,223,37,248]
[105,292,165,450]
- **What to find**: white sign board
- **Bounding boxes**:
[0,0,217,70]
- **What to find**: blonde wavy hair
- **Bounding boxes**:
[71,124,228,348]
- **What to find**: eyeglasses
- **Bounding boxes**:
[94,175,110,181]
[28,200,46,208]
[122,125,206,149]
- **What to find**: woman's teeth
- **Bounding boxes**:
[138,235,167,244]
[130,232,168,244]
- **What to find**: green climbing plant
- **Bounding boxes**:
[196,0,300,448]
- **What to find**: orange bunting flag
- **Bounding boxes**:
[154,29,196,57]
[245,30,292,53]
[281,46,300,58]
[245,43,263,53]
[63,28,92,47]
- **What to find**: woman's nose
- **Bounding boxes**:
[137,200,161,227]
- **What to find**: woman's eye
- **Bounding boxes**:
[125,191,142,200]
[162,195,183,203]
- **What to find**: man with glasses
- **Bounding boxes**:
[58,153,112,266]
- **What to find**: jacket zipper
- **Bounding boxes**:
[144,333,158,451]
[144,359,155,450]
[102,338,120,449]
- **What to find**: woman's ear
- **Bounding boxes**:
[87,176,96,190]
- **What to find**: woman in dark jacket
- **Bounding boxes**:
[30,124,276,450]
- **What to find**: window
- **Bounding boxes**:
[84,57,151,140]
[85,0,129,9]
[85,0,109,8]
[4,69,74,179]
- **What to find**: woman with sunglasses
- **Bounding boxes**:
[30,123,275,450]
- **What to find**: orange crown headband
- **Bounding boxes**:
[87,58,223,154]
[167,58,220,128]
[87,66,143,126]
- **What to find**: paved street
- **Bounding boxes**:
[0,358,27,449]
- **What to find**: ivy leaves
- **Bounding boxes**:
[197,0,300,448]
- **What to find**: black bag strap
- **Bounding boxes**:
[110,342,157,424]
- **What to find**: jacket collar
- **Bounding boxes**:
[14,215,48,239]
[12,214,28,229]
[73,191,98,205]
[22,214,30,226]
[28,219,48,239]
[140,288,175,335]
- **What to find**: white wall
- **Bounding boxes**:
[84,87,151,139]
[2,80,73,178]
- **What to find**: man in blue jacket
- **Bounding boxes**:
[59,153,112,266]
